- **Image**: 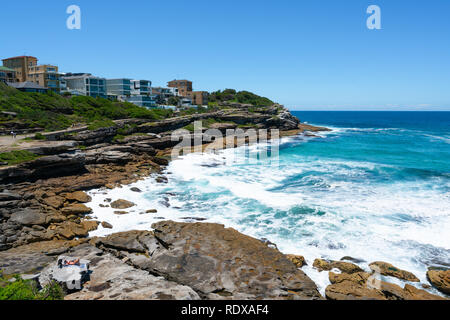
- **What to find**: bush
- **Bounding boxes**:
[0,150,38,165]
[0,83,173,131]
[0,274,64,300]
[34,133,46,140]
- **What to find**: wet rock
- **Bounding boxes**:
[101,221,113,229]
[110,199,135,209]
[313,258,363,274]
[340,256,366,264]
[426,269,450,294]
[369,261,419,282]
[61,204,92,215]
[325,270,445,300]
[286,254,307,268]
[113,211,128,215]
[130,187,142,193]
[145,209,157,214]
[65,191,92,203]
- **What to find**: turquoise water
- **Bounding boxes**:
[89,111,450,293]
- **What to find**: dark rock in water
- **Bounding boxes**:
[152,157,169,166]
[130,187,142,193]
[341,256,366,264]
[145,209,158,214]
[155,176,168,184]
[113,211,129,215]
[427,269,450,294]
[286,254,307,268]
[110,199,135,209]
[369,261,419,282]
[180,217,207,222]
[313,258,364,274]
[101,221,113,229]
[325,271,446,300]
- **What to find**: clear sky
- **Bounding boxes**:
[1,0,450,110]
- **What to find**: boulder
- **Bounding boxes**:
[369,261,419,282]
[426,269,450,294]
[101,221,113,229]
[130,187,142,193]
[61,204,92,215]
[313,258,363,274]
[55,220,99,239]
[325,270,445,300]
[113,211,129,215]
[110,199,135,209]
[65,191,92,203]
[286,254,306,268]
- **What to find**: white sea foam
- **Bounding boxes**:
[85,130,450,297]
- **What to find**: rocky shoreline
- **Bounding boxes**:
[0,104,448,300]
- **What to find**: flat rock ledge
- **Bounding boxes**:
[1,221,322,300]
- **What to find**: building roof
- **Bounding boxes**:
[7,81,48,90]
[0,66,15,72]
[2,56,37,61]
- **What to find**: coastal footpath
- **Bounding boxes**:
[0,96,448,300]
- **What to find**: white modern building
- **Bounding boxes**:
[61,73,107,98]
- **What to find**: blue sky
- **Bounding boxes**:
[1,0,450,110]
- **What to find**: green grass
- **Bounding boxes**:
[0,83,173,132]
[0,150,38,165]
[87,119,116,131]
[0,273,64,300]
[112,134,125,142]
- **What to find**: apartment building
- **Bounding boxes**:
[2,56,38,82]
[62,73,107,98]
[131,80,152,96]
[7,81,48,93]
[106,78,132,96]
[27,64,60,92]
[187,91,209,106]
[2,56,60,91]
[125,95,157,108]
[167,79,192,97]
[0,66,16,83]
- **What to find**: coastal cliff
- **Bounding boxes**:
[0,99,448,300]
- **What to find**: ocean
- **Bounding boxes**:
[87,111,450,295]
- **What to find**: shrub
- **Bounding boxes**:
[34,133,46,140]
[0,274,64,300]
[0,150,38,165]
